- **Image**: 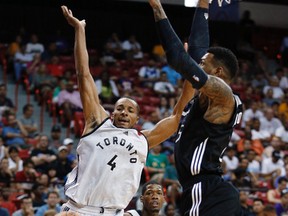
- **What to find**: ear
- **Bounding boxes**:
[214,66,224,76]
[140,195,143,203]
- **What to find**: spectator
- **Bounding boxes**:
[239,190,254,216]
[62,138,76,163]
[95,70,120,104]
[122,35,143,60]
[138,59,161,88]
[0,158,13,187]
[261,150,285,184]
[58,80,83,127]
[104,32,124,60]
[275,188,288,216]
[51,146,73,181]
[19,104,39,139]
[2,112,28,149]
[252,198,265,216]
[7,146,23,176]
[241,101,264,129]
[260,107,283,138]
[50,124,62,153]
[0,83,14,116]
[161,63,182,87]
[12,195,35,216]
[263,76,285,102]
[163,153,182,208]
[15,159,38,190]
[13,43,33,82]
[267,177,288,205]
[30,135,57,173]
[35,191,61,216]
[26,34,45,56]
[222,146,239,172]
[153,71,175,98]
[146,144,170,184]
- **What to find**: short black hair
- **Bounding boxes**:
[207,46,239,80]
[141,180,162,195]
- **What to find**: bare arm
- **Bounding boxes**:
[142,80,194,148]
[61,6,108,134]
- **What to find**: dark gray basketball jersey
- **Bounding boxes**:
[174,95,242,188]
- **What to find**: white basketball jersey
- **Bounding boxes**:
[65,118,148,209]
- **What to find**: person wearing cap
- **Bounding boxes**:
[62,138,76,163]
[50,146,73,182]
[12,195,35,216]
[261,150,285,183]
[50,124,62,153]
[275,188,288,216]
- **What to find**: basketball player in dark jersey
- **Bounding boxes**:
[60,6,194,216]
[149,0,243,215]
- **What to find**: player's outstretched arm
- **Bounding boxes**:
[188,0,210,62]
[142,80,194,148]
[61,6,108,133]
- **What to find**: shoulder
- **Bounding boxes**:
[125,210,141,216]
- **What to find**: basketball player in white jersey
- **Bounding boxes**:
[60,6,194,216]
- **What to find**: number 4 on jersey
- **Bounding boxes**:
[107,155,118,171]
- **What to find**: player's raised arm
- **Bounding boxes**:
[61,6,108,134]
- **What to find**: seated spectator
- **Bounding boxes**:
[51,146,73,181]
[49,124,62,153]
[95,70,120,104]
[266,176,288,205]
[0,83,15,117]
[116,68,135,97]
[0,188,17,216]
[13,43,33,82]
[122,35,143,60]
[222,146,239,172]
[239,190,254,216]
[104,32,124,60]
[58,80,83,127]
[251,198,265,216]
[35,191,61,216]
[146,144,170,184]
[12,195,35,216]
[153,71,175,98]
[260,107,283,138]
[19,104,39,139]
[30,135,57,174]
[275,188,288,216]
[2,112,28,149]
[62,138,76,163]
[0,158,13,187]
[31,62,57,105]
[15,159,38,190]
[155,96,173,119]
[26,34,45,56]
[0,137,8,161]
[163,153,182,208]
[8,146,23,176]
[138,59,160,88]
[46,55,64,77]
[261,150,285,184]
[161,62,182,87]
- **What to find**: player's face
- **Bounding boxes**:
[199,53,218,76]
[141,184,165,213]
[112,98,139,129]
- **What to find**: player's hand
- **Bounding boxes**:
[148,0,162,10]
[61,5,86,28]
